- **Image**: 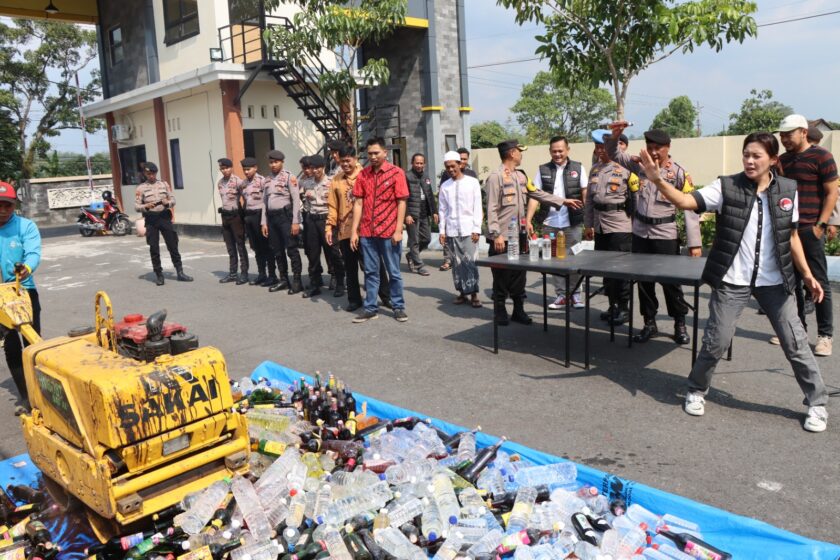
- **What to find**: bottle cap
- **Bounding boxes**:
[448,515,457,525]
[378,473,386,481]
[427,531,438,542]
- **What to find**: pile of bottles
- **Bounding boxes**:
[29,372,730,560]
[0,484,62,560]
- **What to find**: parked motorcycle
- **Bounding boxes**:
[77,190,132,237]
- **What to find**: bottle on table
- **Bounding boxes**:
[556,230,566,259]
[507,217,519,260]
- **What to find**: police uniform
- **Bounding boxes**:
[584,153,636,323]
[217,158,248,284]
[240,158,274,286]
[301,157,344,298]
[606,130,701,343]
[262,150,303,293]
[135,162,192,285]
[486,140,571,324]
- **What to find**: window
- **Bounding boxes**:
[163,0,199,45]
[118,145,147,186]
[170,139,184,189]
[109,26,124,65]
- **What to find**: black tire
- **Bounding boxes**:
[79,224,95,237]
[112,216,131,236]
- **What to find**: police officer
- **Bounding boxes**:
[607,124,701,344]
[486,140,582,325]
[584,130,637,325]
[261,149,304,294]
[240,157,273,286]
[217,158,248,285]
[301,154,344,298]
[135,162,193,285]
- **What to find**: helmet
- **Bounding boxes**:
[102,190,114,200]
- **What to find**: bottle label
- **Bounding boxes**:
[261,440,287,456]
[177,545,213,560]
[684,541,723,560]
[120,532,145,550]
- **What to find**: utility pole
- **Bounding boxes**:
[695,101,703,137]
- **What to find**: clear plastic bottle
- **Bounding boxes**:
[322,526,353,560]
[174,479,230,535]
[457,487,486,510]
[513,462,577,488]
[264,499,289,528]
[388,497,424,527]
[507,217,519,260]
[616,523,648,559]
[506,486,537,534]
[229,539,281,560]
[626,503,660,530]
[432,532,465,560]
[548,488,586,520]
[456,430,477,463]
[311,483,332,523]
[230,475,273,541]
[466,528,504,558]
[284,489,306,528]
[432,472,461,526]
[385,458,437,485]
[529,237,540,261]
[420,497,446,542]
[541,235,551,260]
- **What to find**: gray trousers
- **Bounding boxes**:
[406,217,430,268]
[544,225,582,297]
[688,283,828,406]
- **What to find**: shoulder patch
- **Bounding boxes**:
[682,175,694,194]
[629,173,640,192]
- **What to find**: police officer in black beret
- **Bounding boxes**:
[217,157,248,284]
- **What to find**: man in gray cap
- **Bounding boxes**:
[486,139,581,325]
[240,157,273,286]
[608,123,701,344]
[134,162,193,285]
[261,149,303,294]
[217,157,248,285]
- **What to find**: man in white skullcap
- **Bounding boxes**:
[438,151,483,307]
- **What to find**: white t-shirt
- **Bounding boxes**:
[698,178,798,287]
[534,162,588,229]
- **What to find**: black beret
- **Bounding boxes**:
[267,149,285,161]
[496,139,527,158]
[217,158,233,167]
[299,156,312,167]
[643,129,671,145]
[241,157,258,168]
[308,154,326,168]
[327,139,346,152]
[619,134,629,145]
[142,162,158,173]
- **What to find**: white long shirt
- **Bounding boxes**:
[439,175,483,237]
[533,161,588,228]
[698,178,799,287]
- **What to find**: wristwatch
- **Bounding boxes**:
[816,221,827,230]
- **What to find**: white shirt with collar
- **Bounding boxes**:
[533,161,588,228]
[698,178,799,287]
[439,175,483,237]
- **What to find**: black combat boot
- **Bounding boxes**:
[494,300,510,326]
[511,298,533,325]
[288,275,303,294]
[155,272,165,286]
[333,281,345,298]
[633,319,658,343]
[249,272,267,286]
[219,273,237,284]
[302,283,322,298]
[269,276,290,292]
[328,275,337,291]
[176,268,194,282]
[236,273,248,285]
[610,307,630,326]
[674,318,690,345]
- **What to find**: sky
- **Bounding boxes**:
[41,0,840,154]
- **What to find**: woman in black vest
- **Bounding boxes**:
[638,132,829,433]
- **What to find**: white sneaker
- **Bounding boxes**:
[769,335,780,345]
[572,292,585,309]
[804,406,828,433]
[814,335,832,357]
[684,391,706,416]
[548,295,567,310]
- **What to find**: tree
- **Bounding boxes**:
[510,71,614,144]
[35,151,111,178]
[650,96,698,138]
[0,100,18,183]
[497,0,758,119]
[726,89,793,135]
[264,0,406,143]
[0,19,102,179]
[470,121,513,149]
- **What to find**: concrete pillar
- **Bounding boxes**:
[221,80,246,177]
[152,97,171,185]
[105,112,123,208]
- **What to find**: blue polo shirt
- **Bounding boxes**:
[0,214,41,290]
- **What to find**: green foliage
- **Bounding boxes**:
[470,121,513,149]
[726,89,793,135]
[510,71,614,144]
[650,96,698,138]
[497,0,758,119]
[34,151,111,178]
[263,0,406,140]
[0,19,101,179]
[0,103,18,182]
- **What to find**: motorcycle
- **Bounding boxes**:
[77,190,132,237]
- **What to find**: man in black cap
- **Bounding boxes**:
[261,149,304,293]
[327,139,346,178]
[301,154,344,297]
[217,158,248,284]
[240,157,273,286]
[134,162,193,285]
[608,123,701,344]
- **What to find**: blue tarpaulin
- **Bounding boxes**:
[253,360,840,560]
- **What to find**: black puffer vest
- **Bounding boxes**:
[701,172,797,293]
[535,160,583,225]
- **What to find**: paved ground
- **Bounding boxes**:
[1,232,838,544]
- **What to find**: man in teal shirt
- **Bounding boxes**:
[0,182,41,405]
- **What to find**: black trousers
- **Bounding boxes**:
[144,210,182,273]
[795,226,833,337]
[595,231,632,310]
[221,213,248,275]
[244,212,272,277]
[488,239,526,303]
[4,289,40,403]
[340,238,390,306]
[632,234,688,321]
[305,213,343,285]
[266,208,302,278]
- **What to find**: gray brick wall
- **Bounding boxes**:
[434,1,466,153]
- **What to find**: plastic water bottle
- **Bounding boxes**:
[174,479,230,535]
[466,528,504,558]
[529,237,539,261]
[432,472,461,526]
[456,430,477,463]
[230,475,273,541]
[507,217,519,260]
[541,235,551,260]
[229,539,281,560]
[322,526,353,560]
[514,462,577,488]
[616,523,648,559]
[506,486,538,534]
[385,459,437,485]
[388,497,424,527]
[421,497,446,542]
[432,532,465,560]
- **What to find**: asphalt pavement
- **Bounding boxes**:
[1,232,838,544]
